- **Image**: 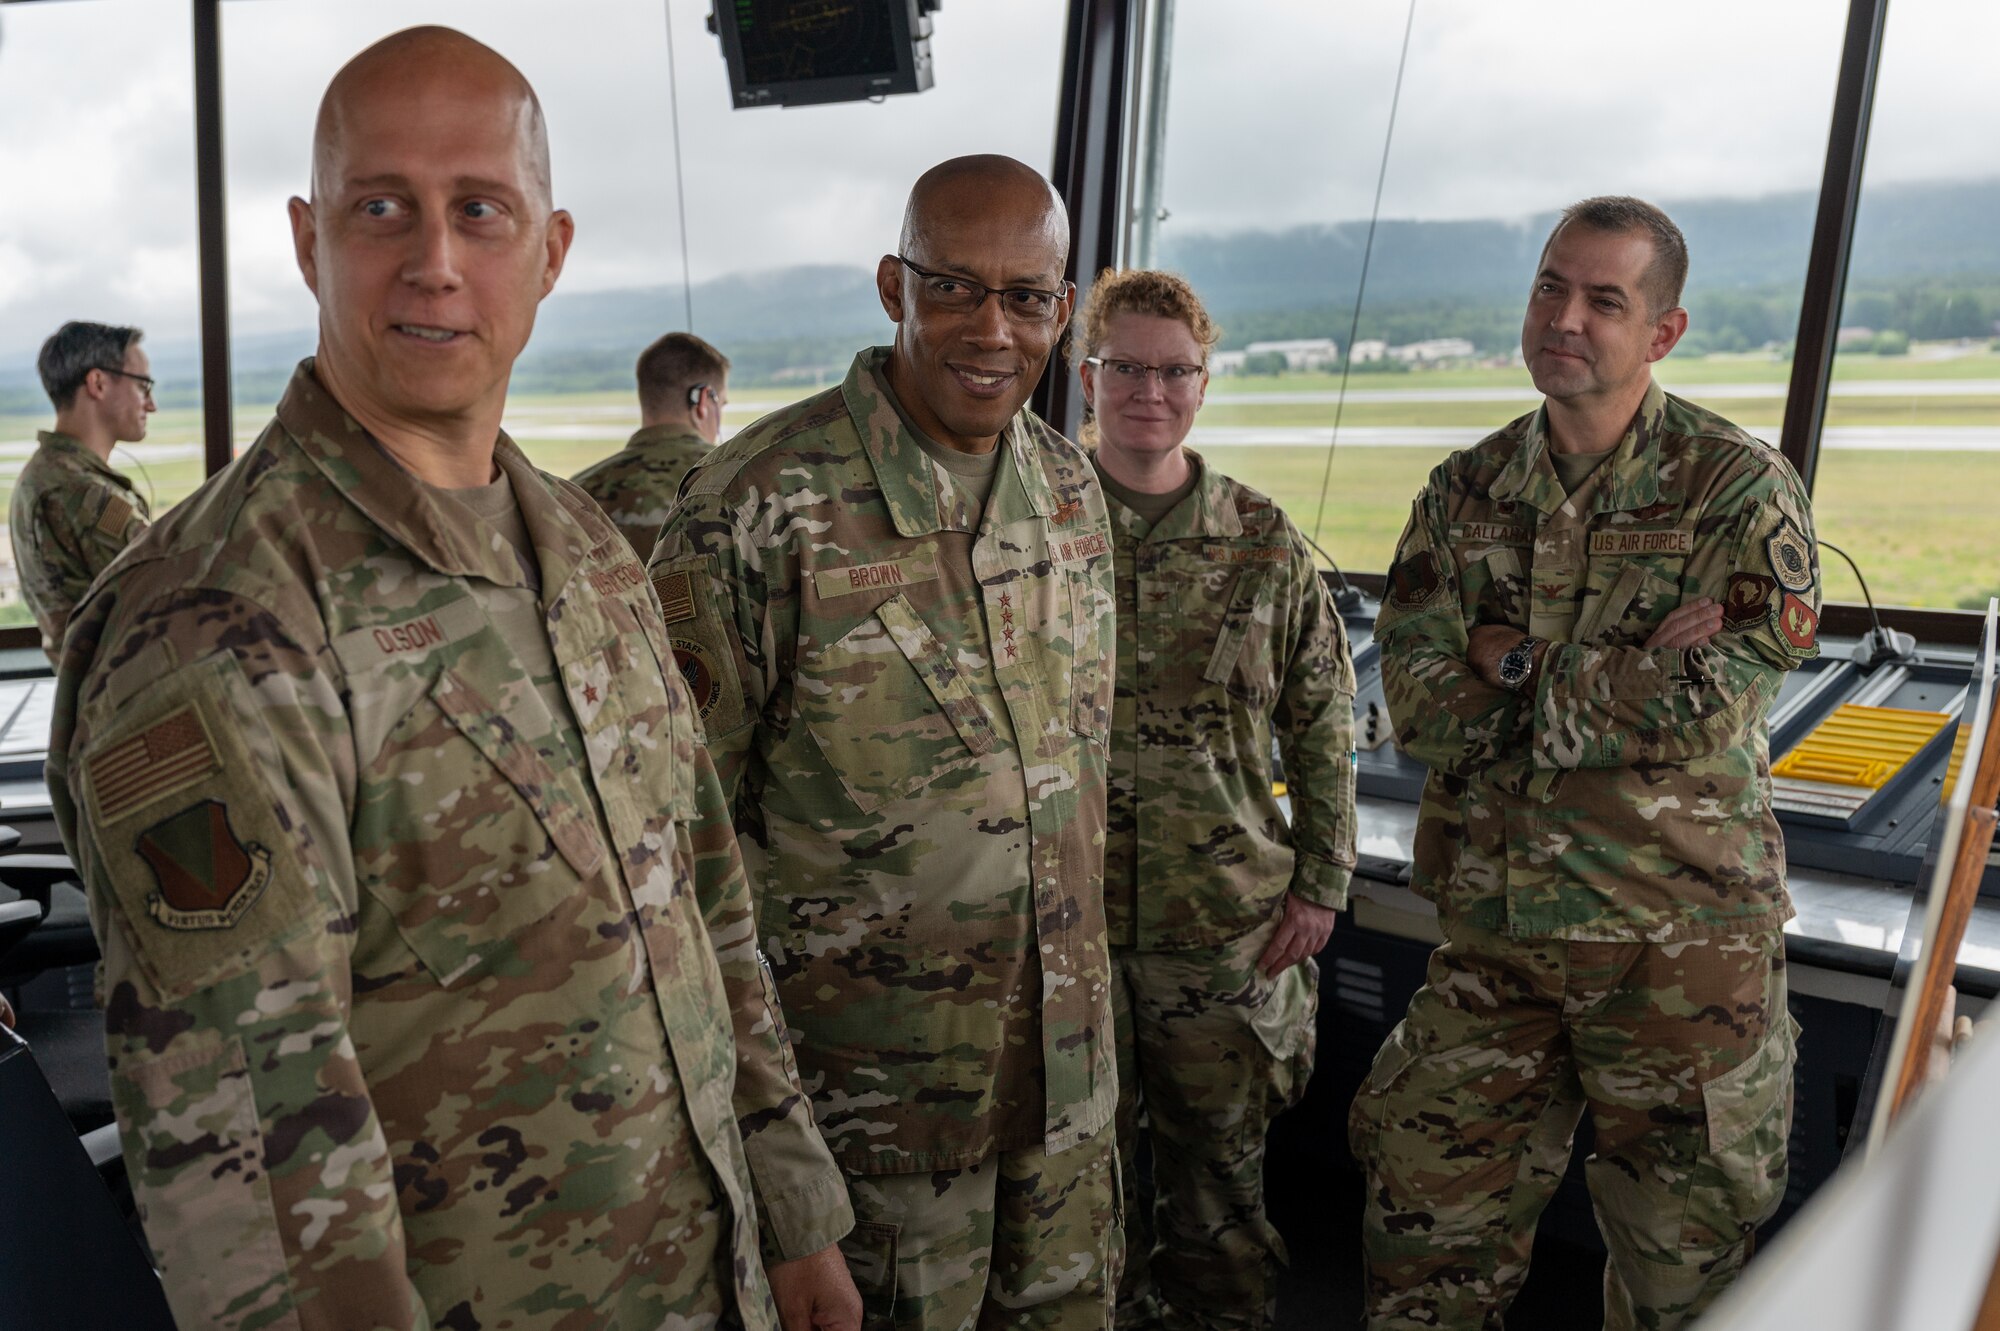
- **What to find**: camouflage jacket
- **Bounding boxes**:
[571,424,710,560]
[1098,452,1357,951]
[653,347,1117,1174]
[1376,380,1820,941]
[9,429,151,663]
[48,362,849,1331]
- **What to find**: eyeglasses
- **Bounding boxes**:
[894,255,1072,324]
[95,366,156,399]
[1083,356,1206,391]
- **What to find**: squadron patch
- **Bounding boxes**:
[1765,519,1814,593]
[135,799,273,931]
[1722,572,1778,632]
[672,638,721,718]
[1386,549,1447,610]
[1777,593,1819,649]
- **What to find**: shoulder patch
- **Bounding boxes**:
[96,493,137,537]
[135,799,273,930]
[1776,592,1819,649]
[652,569,696,624]
[1386,549,1448,611]
[89,707,219,822]
[1722,572,1778,632]
[1765,518,1814,592]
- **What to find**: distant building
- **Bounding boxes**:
[1209,350,1249,375]
[1390,337,1476,363]
[1836,326,1877,348]
[1350,339,1388,363]
[1245,337,1340,370]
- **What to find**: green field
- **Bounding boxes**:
[4,352,1995,617]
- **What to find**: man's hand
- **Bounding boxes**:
[1468,624,1527,690]
[1645,596,1721,649]
[768,1242,863,1331]
[1258,893,1338,978]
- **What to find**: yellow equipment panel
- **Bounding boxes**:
[1773,704,1952,790]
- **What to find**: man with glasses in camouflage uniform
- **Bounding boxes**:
[654,154,1122,1329]
[11,321,156,663]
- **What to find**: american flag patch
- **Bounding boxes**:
[89,707,219,822]
[653,571,696,625]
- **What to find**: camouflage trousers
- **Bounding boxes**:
[1348,922,1796,1331]
[836,1131,1121,1330]
[1112,917,1318,1331]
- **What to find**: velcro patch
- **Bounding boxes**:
[672,638,722,719]
[652,570,696,624]
[813,555,941,600]
[1777,593,1819,649]
[1045,531,1112,567]
[587,560,647,598]
[96,494,136,537]
[331,596,487,673]
[1450,522,1530,545]
[1201,544,1290,564]
[1766,519,1814,592]
[1722,572,1778,632]
[1589,527,1693,557]
[136,799,273,931]
[89,706,219,822]
[1386,549,1447,611]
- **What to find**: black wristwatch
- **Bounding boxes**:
[1497,635,1543,691]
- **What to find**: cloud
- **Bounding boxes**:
[3,0,1995,372]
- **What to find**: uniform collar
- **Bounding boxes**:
[1491,378,1670,517]
[277,358,596,595]
[623,423,709,454]
[842,346,1059,536]
[1153,450,1244,541]
[36,429,128,485]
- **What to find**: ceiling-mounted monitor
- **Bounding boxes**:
[712,0,937,110]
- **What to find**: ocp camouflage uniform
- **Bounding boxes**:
[571,422,711,559]
[1098,452,1356,1330]
[653,347,1121,1329]
[1350,381,1820,1330]
[9,429,151,663]
[49,360,851,1331]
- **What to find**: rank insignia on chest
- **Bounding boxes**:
[1765,519,1814,592]
[135,799,273,931]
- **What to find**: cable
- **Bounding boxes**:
[1816,539,1882,638]
[110,445,157,513]
[663,0,696,330]
[1297,530,1363,612]
[1308,0,1418,575]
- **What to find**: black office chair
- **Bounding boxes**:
[0,1023,177,1328]
[0,841,112,1136]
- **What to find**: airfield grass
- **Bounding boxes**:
[2,358,1995,617]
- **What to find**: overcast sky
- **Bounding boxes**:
[2,0,1995,366]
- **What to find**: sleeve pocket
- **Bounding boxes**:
[112,1037,295,1330]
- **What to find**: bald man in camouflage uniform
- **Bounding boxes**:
[573,330,729,558]
[654,155,1121,1328]
[12,321,156,664]
[49,29,854,1331]
[1350,198,1820,1330]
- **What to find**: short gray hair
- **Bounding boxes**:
[38,321,143,409]
[1543,197,1688,315]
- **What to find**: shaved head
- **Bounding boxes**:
[313,26,552,212]
[899,154,1068,260]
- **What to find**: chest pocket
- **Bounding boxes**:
[1201,565,1284,708]
[801,591,998,814]
[1581,557,1685,646]
[355,665,604,989]
[1459,544,1529,629]
[1067,567,1114,741]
